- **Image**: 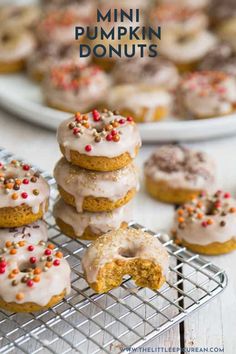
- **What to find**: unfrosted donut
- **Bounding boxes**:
[82,228,169,293]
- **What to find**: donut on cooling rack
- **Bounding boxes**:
[57,110,141,172]
[0,220,48,248]
[44,63,111,113]
[144,145,216,205]
[0,241,71,312]
[177,71,236,119]
[54,157,139,212]
[0,27,35,74]
[0,160,50,227]
[53,198,132,240]
[172,191,236,255]
[82,228,169,293]
[106,85,173,123]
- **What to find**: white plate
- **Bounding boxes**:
[1,74,236,142]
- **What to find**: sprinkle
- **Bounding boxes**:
[10,249,17,255]
[27,279,34,287]
[12,193,18,200]
[19,241,26,247]
[21,192,28,199]
[34,268,41,275]
[23,164,30,171]
[220,221,226,227]
[0,268,5,274]
[46,262,52,268]
[92,109,100,122]
[113,134,120,142]
[47,244,55,250]
[30,257,37,264]
[12,269,19,275]
[33,276,40,283]
[177,209,184,216]
[28,245,34,252]
[33,189,39,196]
[85,145,92,152]
[119,119,125,124]
[207,219,213,225]
[5,241,12,248]
[178,217,185,223]
[12,280,18,286]
[127,116,133,122]
[53,259,60,266]
[16,293,24,301]
[44,249,52,256]
[55,252,63,259]
[21,276,28,283]
[197,213,203,219]
[224,193,231,199]
[106,134,113,141]
[0,260,6,268]
[23,179,29,184]
[230,207,236,213]
[8,273,15,279]
[201,221,208,228]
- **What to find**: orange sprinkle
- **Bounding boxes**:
[18,241,26,247]
[178,217,185,223]
[8,273,15,279]
[34,268,42,275]
[230,207,236,213]
[83,122,90,129]
[33,276,40,283]
[12,269,19,275]
[55,251,63,259]
[5,241,12,248]
[5,183,13,190]
[10,249,17,255]
[177,209,184,216]
[207,219,213,225]
[16,293,24,301]
[197,202,203,208]
[197,213,203,219]
[46,262,52,268]
[12,193,18,200]
[47,244,55,250]
[15,179,21,185]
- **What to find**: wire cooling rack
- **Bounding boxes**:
[0,147,228,354]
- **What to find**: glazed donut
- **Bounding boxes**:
[82,228,169,293]
[112,57,179,90]
[159,31,217,72]
[0,241,71,312]
[107,85,173,123]
[217,17,236,52]
[177,71,236,119]
[54,157,139,212]
[172,191,236,255]
[44,64,111,113]
[0,5,40,29]
[0,28,35,74]
[27,44,90,82]
[0,220,48,249]
[149,4,208,36]
[0,160,50,227]
[54,198,132,240]
[144,145,216,205]
[157,0,209,10]
[57,110,141,171]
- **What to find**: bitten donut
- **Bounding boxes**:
[54,157,139,212]
[0,220,48,248]
[82,228,169,293]
[44,64,110,113]
[112,57,179,90]
[107,85,173,123]
[0,27,35,74]
[144,145,216,205]
[172,191,236,255]
[177,71,236,119]
[57,110,141,171]
[0,241,71,312]
[0,160,50,227]
[54,198,132,240]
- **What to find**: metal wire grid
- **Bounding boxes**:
[0,147,228,354]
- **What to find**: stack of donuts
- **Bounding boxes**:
[0,161,71,312]
[53,108,141,241]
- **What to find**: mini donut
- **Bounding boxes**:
[144,145,216,205]
[44,63,111,113]
[57,110,141,171]
[54,157,139,212]
[0,28,35,74]
[82,228,169,293]
[107,85,173,123]
[0,160,50,227]
[177,71,236,119]
[217,17,236,52]
[0,241,71,312]
[159,31,217,73]
[27,44,90,82]
[172,191,236,255]
[0,220,48,249]
[157,0,209,10]
[0,5,40,29]
[112,57,179,90]
[53,198,132,240]
[149,4,208,37]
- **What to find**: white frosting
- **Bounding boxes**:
[144,145,216,191]
[0,161,50,214]
[82,228,169,284]
[0,220,48,249]
[0,242,71,306]
[179,72,236,118]
[0,30,35,62]
[44,65,111,112]
[54,157,139,212]
[54,198,133,237]
[57,111,141,160]
[107,85,173,122]
[173,192,236,246]
[159,31,217,64]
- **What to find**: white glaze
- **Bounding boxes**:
[0,30,35,62]
[0,242,71,306]
[82,228,169,284]
[54,157,139,212]
[54,198,133,237]
[57,111,141,160]
[144,145,216,191]
[0,220,48,249]
[0,161,50,214]
[173,192,236,246]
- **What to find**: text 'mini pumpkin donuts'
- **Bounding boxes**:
[0,160,50,227]
[144,145,216,205]
[57,109,141,171]
[0,241,71,312]
[82,228,169,293]
[172,191,236,255]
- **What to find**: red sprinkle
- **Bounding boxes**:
[27,280,34,287]
[85,145,92,152]
[73,127,80,135]
[23,179,29,185]
[0,261,7,268]
[21,192,28,199]
[0,268,5,274]
[23,164,30,171]
[106,134,113,141]
[92,109,100,122]
[53,259,60,266]
[28,245,34,252]
[111,129,117,136]
[202,221,208,228]
[30,257,37,264]
[44,249,52,256]
[127,116,133,122]
[119,119,125,124]
[224,192,231,199]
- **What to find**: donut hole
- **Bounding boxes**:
[19,262,36,273]
[1,33,12,43]
[177,35,192,44]
[118,247,136,258]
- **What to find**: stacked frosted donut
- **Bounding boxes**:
[53,108,141,240]
[0,160,71,312]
